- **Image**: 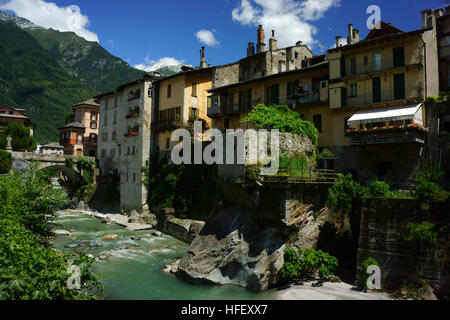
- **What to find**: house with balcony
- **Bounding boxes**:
[95,73,161,213]
[152,48,213,155]
[58,99,99,157]
[326,21,439,186]
[208,56,329,135]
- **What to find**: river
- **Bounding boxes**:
[53,210,276,300]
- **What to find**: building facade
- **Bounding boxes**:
[153,62,213,155]
[59,99,99,157]
[41,142,64,155]
[0,105,35,135]
[96,73,160,212]
[326,21,439,186]
[59,121,85,156]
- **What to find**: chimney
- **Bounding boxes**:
[421,9,436,29]
[247,42,255,57]
[296,41,303,46]
[256,25,266,53]
[353,29,360,43]
[347,24,354,45]
[335,36,342,48]
[257,25,264,43]
[200,46,208,68]
[269,30,277,51]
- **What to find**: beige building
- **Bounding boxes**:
[96,73,160,212]
[41,142,64,155]
[153,59,213,155]
[59,99,99,157]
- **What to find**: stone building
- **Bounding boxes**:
[422,7,450,91]
[212,26,314,89]
[0,105,35,135]
[96,73,160,212]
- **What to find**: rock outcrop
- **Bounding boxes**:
[177,206,286,292]
[156,208,205,243]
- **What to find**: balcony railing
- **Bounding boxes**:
[342,53,423,77]
[348,126,427,145]
[345,86,423,107]
[151,119,182,131]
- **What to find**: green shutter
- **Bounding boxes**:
[341,87,347,107]
[287,82,292,99]
[271,84,279,105]
[394,73,405,100]
[340,58,346,77]
[372,77,381,103]
[393,47,405,68]
[247,89,252,109]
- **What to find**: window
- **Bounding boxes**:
[105,99,109,110]
[373,53,381,71]
[110,149,115,157]
[91,112,97,121]
[190,108,198,118]
[350,83,357,97]
[393,47,405,68]
[295,52,299,59]
[76,111,82,122]
[372,77,381,103]
[102,132,108,142]
[287,81,299,99]
[113,111,117,124]
[167,84,172,98]
[77,133,82,144]
[192,83,197,97]
[148,87,153,97]
[114,97,118,108]
[112,131,117,141]
[118,146,121,156]
[349,57,356,75]
[313,115,322,133]
[363,56,368,65]
[101,149,106,158]
[89,133,97,142]
[320,81,327,89]
[394,73,405,100]
[103,114,108,126]
[166,138,170,149]
[126,173,129,182]
[133,173,136,182]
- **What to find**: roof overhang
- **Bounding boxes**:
[348,104,423,125]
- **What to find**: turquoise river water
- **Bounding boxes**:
[53,210,276,300]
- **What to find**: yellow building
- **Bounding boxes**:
[153,64,213,153]
[325,22,438,185]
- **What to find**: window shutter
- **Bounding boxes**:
[271,84,279,104]
[341,87,347,107]
[393,47,405,68]
[287,82,292,99]
[239,91,243,108]
[340,58,346,77]
[372,77,381,103]
[247,89,252,109]
[394,73,405,100]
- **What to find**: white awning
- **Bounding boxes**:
[348,104,423,125]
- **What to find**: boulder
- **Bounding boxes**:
[54,230,71,236]
[177,206,286,292]
[98,254,112,261]
[152,231,162,237]
[101,234,119,240]
[130,236,141,241]
[163,260,180,274]
[76,201,85,210]
[128,210,140,224]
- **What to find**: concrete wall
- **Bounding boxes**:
[357,198,449,298]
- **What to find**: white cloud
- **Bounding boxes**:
[195,29,219,47]
[0,0,99,42]
[232,0,340,48]
[134,56,185,72]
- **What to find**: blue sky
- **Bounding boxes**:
[1,0,448,70]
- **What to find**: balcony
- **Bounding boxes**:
[125,107,140,119]
[342,53,423,78]
[151,119,182,132]
[207,96,226,117]
[345,86,423,108]
[124,125,139,137]
[347,124,427,145]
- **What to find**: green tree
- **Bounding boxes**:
[0,150,13,174]
[242,104,319,146]
[0,122,36,152]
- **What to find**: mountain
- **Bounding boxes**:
[0,11,147,143]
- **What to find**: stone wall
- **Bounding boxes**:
[357,198,449,297]
[212,63,239,88]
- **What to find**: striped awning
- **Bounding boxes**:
[348,104,423,125]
